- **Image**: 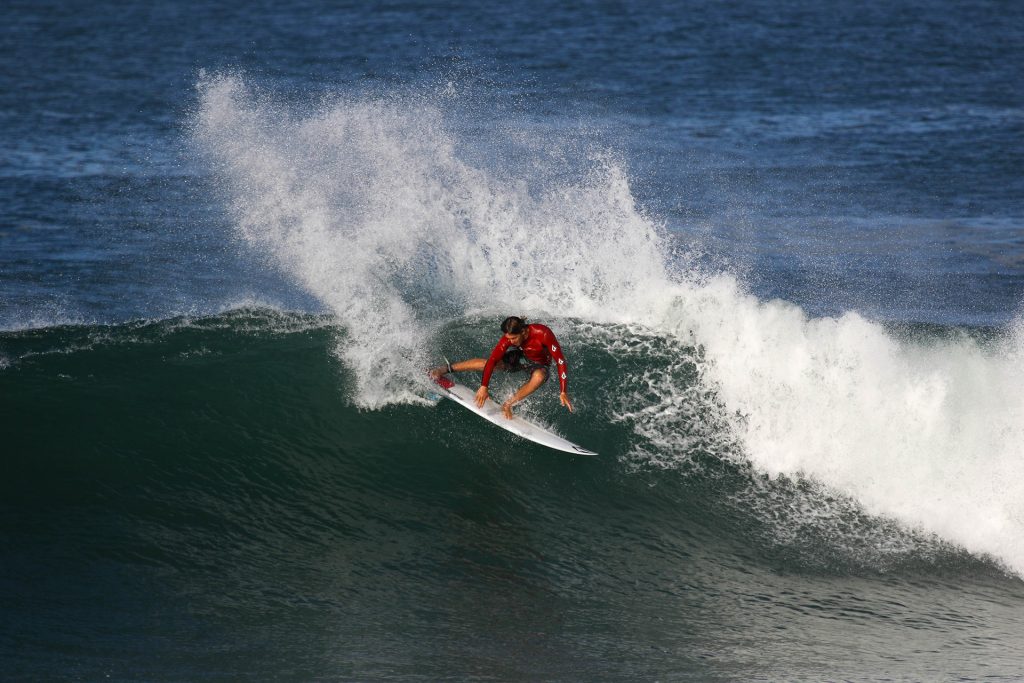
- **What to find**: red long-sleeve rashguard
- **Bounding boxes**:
[481,324,568,393]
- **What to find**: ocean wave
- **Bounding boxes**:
[179,73,1024,575]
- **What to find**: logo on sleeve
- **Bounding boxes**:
[551,345,558,352]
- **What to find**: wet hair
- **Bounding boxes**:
[501,316,528,334]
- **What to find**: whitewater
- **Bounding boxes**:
[192,74,1024,577]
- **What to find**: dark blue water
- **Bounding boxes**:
[4,1,1024,680]
[5,0,1022,328]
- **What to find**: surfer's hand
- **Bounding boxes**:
[560,392,574,413]
[475,385,489,408]
[502,401,515,419]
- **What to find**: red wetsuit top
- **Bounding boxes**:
[481,323,568,393]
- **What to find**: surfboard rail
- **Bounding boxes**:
[431,375,597,456]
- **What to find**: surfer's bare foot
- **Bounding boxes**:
[428,366,447,379]
[502,401,515,419]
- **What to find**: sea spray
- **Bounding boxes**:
[193,74,1024,575]
[192,74,670,406]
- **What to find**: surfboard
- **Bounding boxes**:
[431,374,597,456]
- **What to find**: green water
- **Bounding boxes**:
[4,309,1023,680]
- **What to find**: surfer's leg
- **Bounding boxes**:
[430,358,488,378]
[451,359,487,372]
[501,367,549,419]
[431,357,520,378]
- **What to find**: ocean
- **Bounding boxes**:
[3,1,1024,680]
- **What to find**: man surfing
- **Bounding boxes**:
[431,316,574,419]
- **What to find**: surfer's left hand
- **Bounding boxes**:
[560,392,574,413]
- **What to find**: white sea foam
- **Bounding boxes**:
[194,74,1024,574]
[646,286,1024,572]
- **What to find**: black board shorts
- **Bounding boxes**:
[500,348,550,383]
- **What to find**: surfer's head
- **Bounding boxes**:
[501,316,528,344]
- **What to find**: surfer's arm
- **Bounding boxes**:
[481,337,510,387]
[544,328,573,412]
[545,330,569,395]
[477,337,510,407]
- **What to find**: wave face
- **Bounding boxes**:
[4,311,1024,679]
[190,76,1024,578]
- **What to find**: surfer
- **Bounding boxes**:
[431,316,574,419]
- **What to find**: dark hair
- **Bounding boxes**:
[501,316,527,334]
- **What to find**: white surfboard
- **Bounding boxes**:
[431,375,597,456]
